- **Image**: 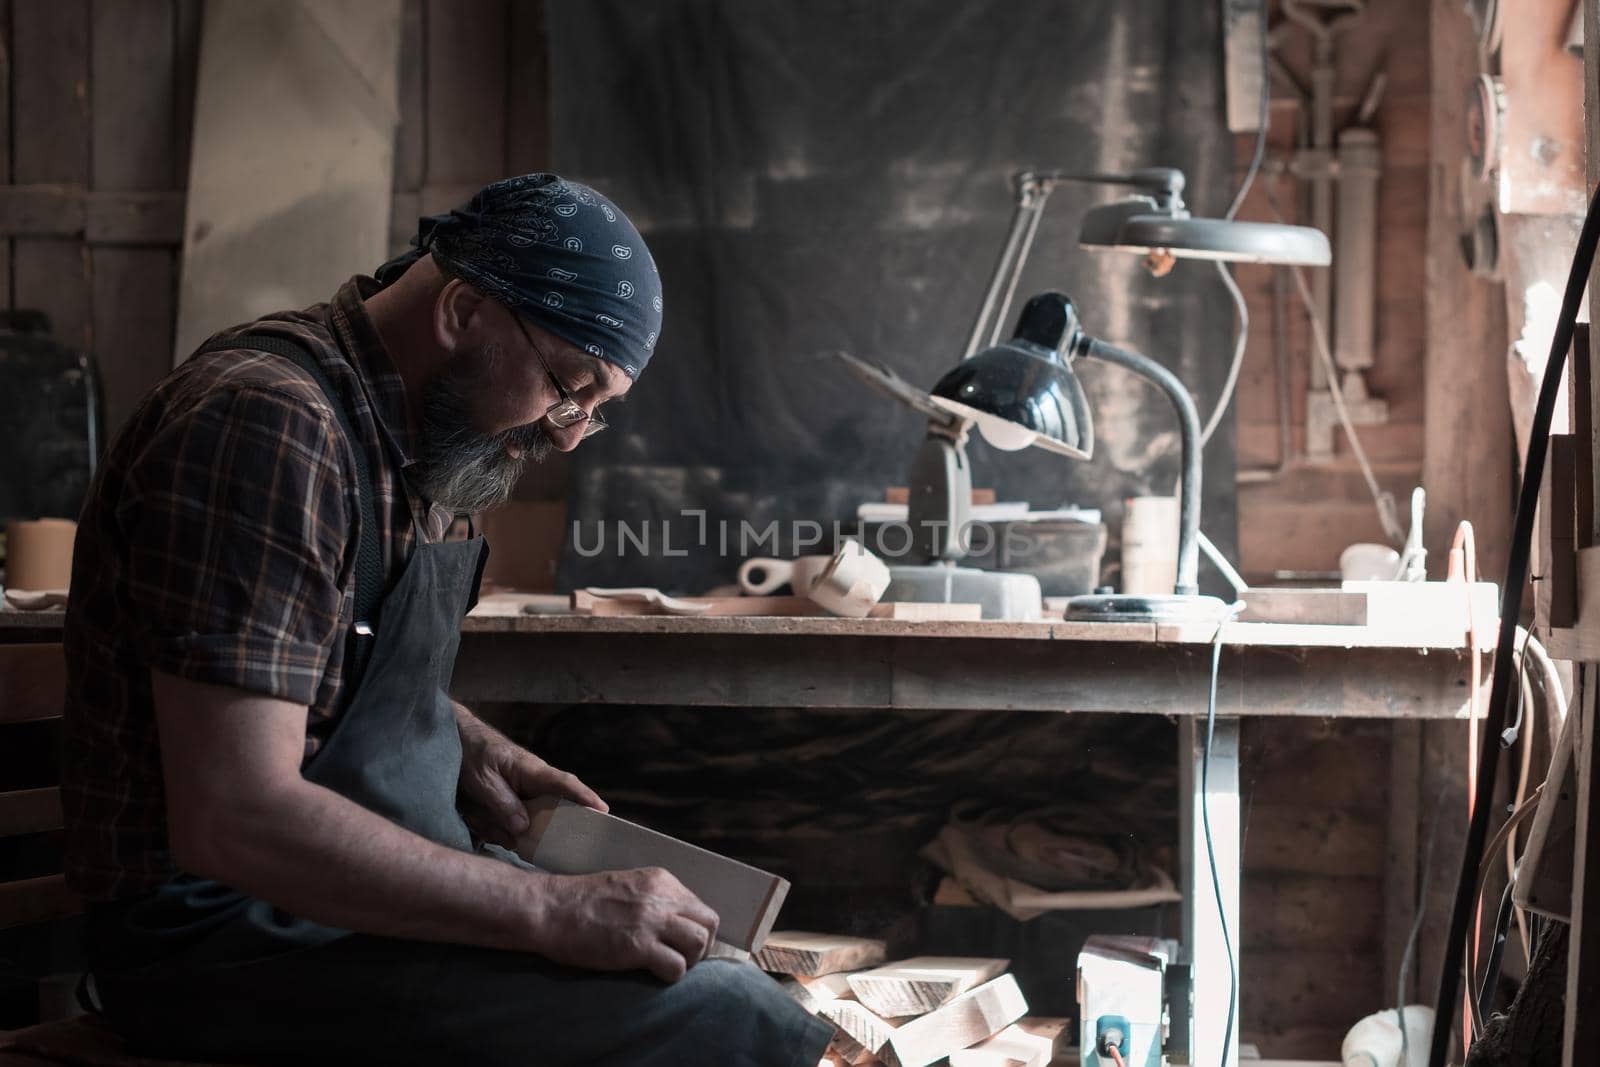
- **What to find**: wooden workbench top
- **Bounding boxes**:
[0,597,1491,651]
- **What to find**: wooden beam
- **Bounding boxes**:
[452,630,1482,719]
[11,0,92,352]
[0,185,184,243]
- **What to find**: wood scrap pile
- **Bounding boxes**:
[755,932,1060,1067]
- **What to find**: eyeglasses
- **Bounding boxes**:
[511,314,607,439]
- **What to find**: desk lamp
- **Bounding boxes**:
[906,167,1328,622]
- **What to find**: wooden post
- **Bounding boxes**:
[90,0,178,436]
[1180,715,1241,1067]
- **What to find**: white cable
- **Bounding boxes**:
[1201,262,1250,448]
[1200,0,1269,450]
[1289,265,1407,542]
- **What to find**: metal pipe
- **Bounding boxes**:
[1082,336,1203,596]
[1333,127,1380,385]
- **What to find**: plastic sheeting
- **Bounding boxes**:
[548,0,1238,593]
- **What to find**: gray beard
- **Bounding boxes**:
[409,369,551,513]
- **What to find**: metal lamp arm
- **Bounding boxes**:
[1079,336,1203,596]
[963,168,1189,359]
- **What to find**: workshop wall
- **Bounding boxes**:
[0,2,1427,1060]
[1230,0,1432,581]
[544,0,1241,596]
[0,0,199,444]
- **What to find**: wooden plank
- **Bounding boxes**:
[884,974,1028,1067]
[1541,435,1579,628]
[85,192,185,245]
[0,186,184,242]
[424,0,505,187]
[0,786,62,836]
[847,957,1008,1018]
[516,800,788,953]
[1572,324,1594,548]
[90,0,179,435]
[91,0,174,191]
[755,932,888,977]
[0,643,66,724]
[452,630,1481,718]
[817,997,895,1064]
[12,0,92,351]
[1544,547,1600,660]
[1236,588,1366,625]
[947,1022,1055,1067]
[0,874,80,928]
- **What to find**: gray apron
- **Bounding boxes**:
[90,332,490,967]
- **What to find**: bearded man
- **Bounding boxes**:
[60,174,831,1066]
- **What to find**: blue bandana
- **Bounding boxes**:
[376,174,663,379]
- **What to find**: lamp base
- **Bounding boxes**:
[884,564,1043,621]
[1064,593,1230,624]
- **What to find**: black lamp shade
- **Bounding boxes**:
[930,336,1093,460]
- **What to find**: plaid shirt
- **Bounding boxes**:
[62,276,453,900]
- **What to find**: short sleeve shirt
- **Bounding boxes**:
[61,276,453,900]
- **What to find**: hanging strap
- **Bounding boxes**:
[194,334,384,634]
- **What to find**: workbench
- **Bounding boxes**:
[452,604,1491,1067]
[0,605,1488,1066]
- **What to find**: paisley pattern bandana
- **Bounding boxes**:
[376,174,663,379]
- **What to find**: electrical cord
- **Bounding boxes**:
[1290,264,1406,543]
[1199,0,1270,449]
[1428,177,1600,1067]
[1202,263,1250,448]
[1204,601,1246,1067]
[1397,780,1454,1066]
[1260,184,1407,543]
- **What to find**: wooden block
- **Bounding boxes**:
[867,601,983,621]
[884,974,1028,1067]
[847,957,1009,1018]
[886,487,996,506]
[1541,434,1579,628]
[818,998,897,1064]
[800,973,858,1001]
[1235,588,1367,626]
[947,1022,1054,1067]
[757,931,888,976]
[1572,323,1594,547]
[517,800,788,952]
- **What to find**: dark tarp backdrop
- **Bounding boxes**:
[546,0,1239,595]
[511,0,1243,1025]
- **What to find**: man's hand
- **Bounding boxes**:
[455,704,607,846]
[529,867,720,983]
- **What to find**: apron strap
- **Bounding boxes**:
[193,334,384,636]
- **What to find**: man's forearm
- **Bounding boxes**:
[187,775,550,951]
